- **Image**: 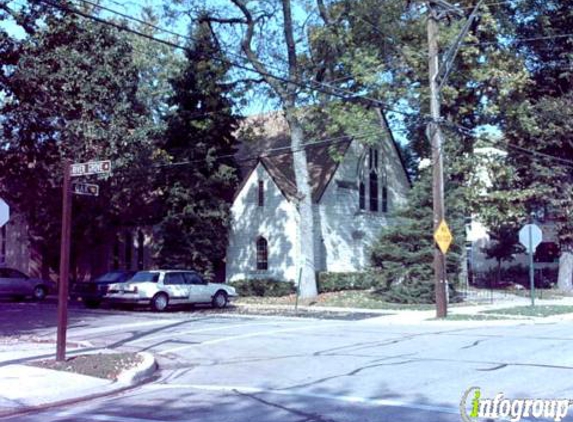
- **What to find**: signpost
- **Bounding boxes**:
[72,183,99,197]
[0,198,9,228]
[519,222,542,307]
[433,219,453,315]
[70,160,111,177]
[57,160,110,362]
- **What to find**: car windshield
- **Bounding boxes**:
[129,271,160,283]
[94,272,128,283]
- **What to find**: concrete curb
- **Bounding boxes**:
[0,352,157,419]
[117,352,157,386]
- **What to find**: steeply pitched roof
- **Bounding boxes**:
[235,112,351,203]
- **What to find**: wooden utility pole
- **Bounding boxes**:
[56,161,72,361]
[427,4,448,318]
[425,0,481,318]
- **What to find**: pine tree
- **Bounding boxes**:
[155,22,239,280]
[370,168,464,304]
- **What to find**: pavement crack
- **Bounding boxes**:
[476,363,508,372]
[460,339,487,350]
[233,389,340,422]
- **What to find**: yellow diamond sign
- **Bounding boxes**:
[434,219,453,255]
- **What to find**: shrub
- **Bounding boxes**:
[229,279,295,297]
[317,272,379,293]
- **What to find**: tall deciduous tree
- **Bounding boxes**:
[154,21,239,279]
[202,0,329,297]
[0,9,158,276]
[498,0,573,290]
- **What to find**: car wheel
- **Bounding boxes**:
[33,286,47,301]
[212,291,228,309]
[151,293,169,312]
[84,299,101,309]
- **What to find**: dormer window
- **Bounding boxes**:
[258,180,264,207]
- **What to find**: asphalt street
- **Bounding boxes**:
[2,299,573,421]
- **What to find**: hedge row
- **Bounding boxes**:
[229,279,296,297]
[230,272,381,297]
[317,272,379,293]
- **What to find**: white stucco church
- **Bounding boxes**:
[225,109,411,283]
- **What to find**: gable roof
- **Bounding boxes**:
[234,108,409,203]
[235,112,351,203]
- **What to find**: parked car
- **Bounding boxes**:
[0,267,53,301]
[105,269,237,312]
[72,270,136,308]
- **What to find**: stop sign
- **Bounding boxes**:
[0,198,9,227]
[519,223,542,253]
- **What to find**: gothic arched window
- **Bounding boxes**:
[256,237,268,270]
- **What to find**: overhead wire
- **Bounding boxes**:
[28,0,420,121]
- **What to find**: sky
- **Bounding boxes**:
[0,0,422,146]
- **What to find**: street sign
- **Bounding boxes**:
[72,183,99,196]
[519,224,542,253]
[0,198,9,227]
[434,219,453,255]
[70,160,111,177]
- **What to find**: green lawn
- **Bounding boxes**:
[236,290,436,311]
[430,314,508,321]
[482,305,573,318]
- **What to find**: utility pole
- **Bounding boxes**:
[425,0,481,318]
[57,160,72,361]
[427,4,448,318]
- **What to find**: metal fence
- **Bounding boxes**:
[456,267,558,304]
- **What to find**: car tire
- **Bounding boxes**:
[84,299,101,309]
[33,286,47,301]
[212,291,228,309]
[151,293,169,312]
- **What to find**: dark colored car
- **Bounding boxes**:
[0,267,54,301]
[73,270,136,308]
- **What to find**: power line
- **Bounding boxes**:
[464,32,573,47]
[442,120,573,169]
[30,0,420,120]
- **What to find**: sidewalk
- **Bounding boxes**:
[235,296,573,325]
[0,339,156,418]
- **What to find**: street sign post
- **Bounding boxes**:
[0,198,9,227]
[57,161,72,361]
[57,159,110,361]
[519,223,542,307]
[72,183,99,197]
[70,160,111,177]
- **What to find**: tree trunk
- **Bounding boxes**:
[284,109,317,298]
[557,247,573,292]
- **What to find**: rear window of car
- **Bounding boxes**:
[94,272,132,283]
[129,271,160,283]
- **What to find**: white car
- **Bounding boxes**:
[105,270,237,312]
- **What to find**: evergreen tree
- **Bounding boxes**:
[370,168,464,304]
[154,22,239,279]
